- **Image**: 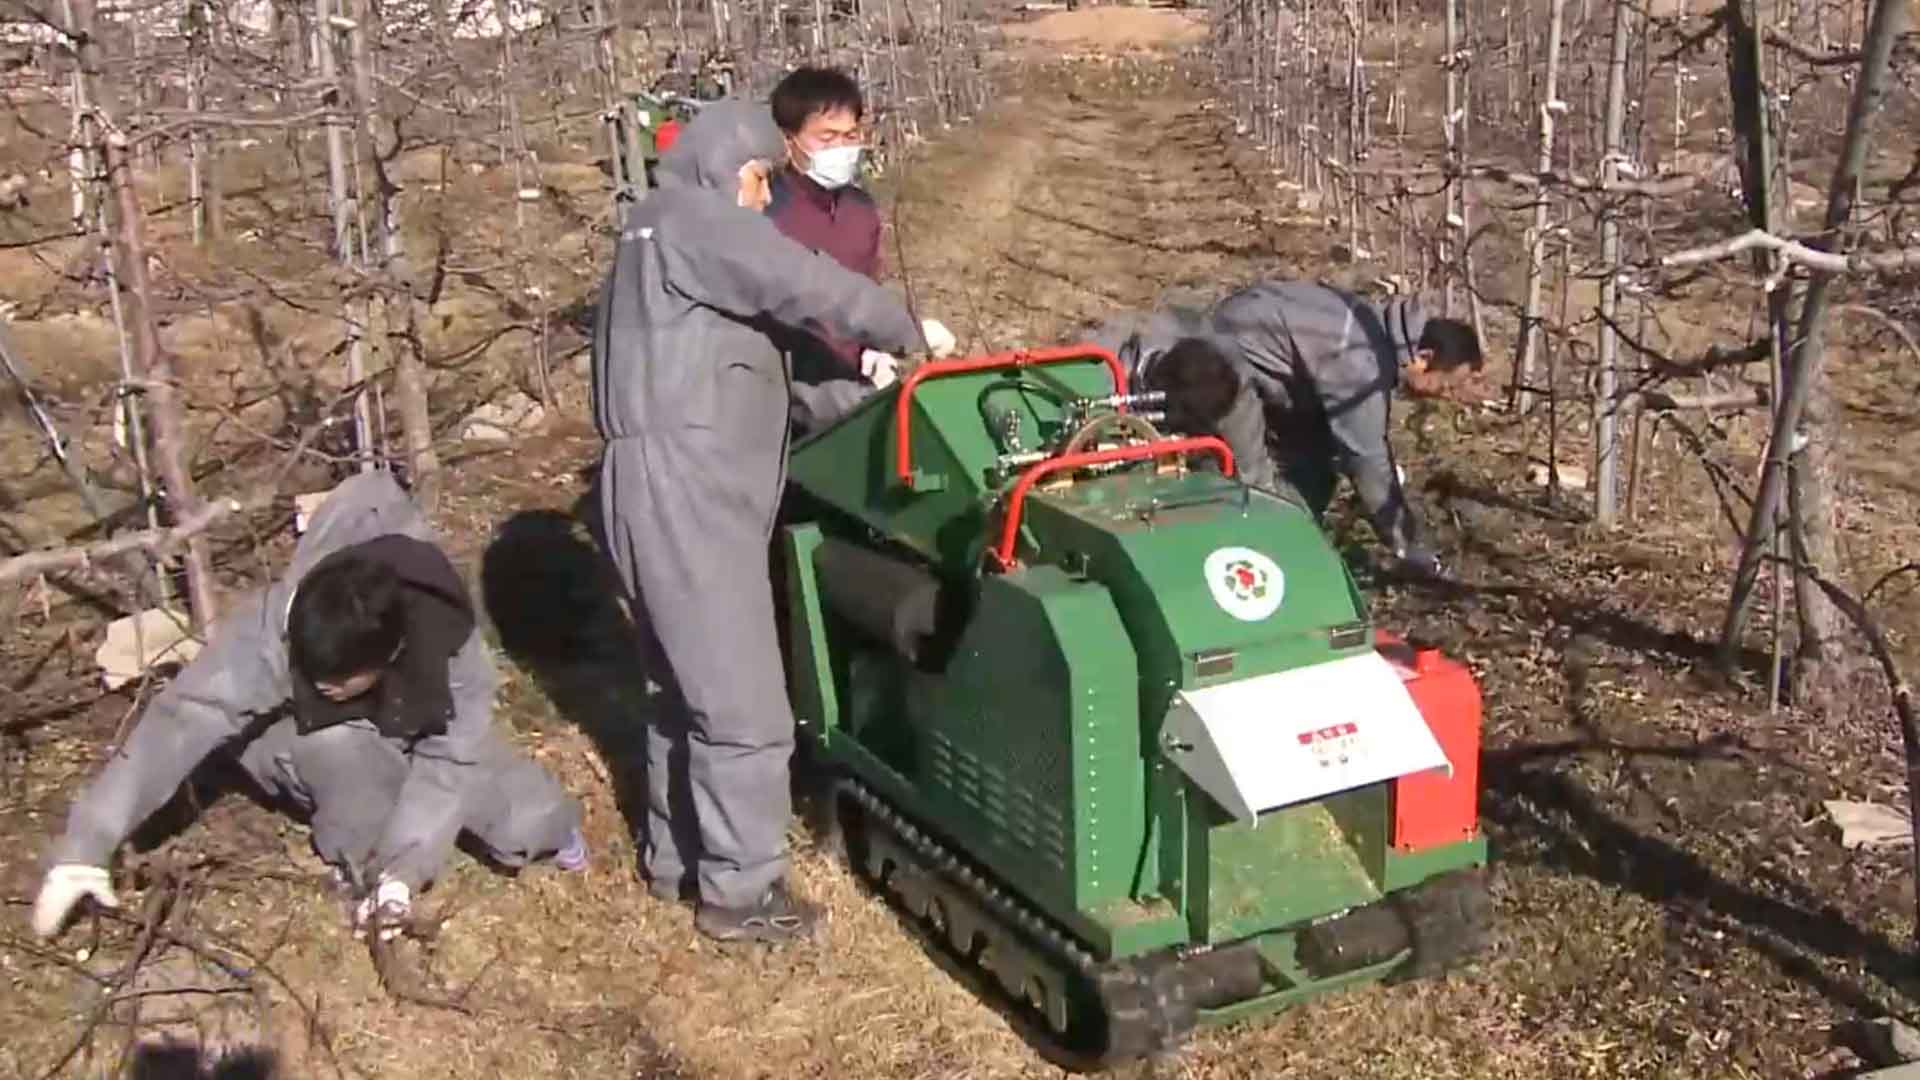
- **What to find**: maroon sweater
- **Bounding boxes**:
[765,167,884,375]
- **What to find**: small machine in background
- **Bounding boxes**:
[603,61,726,204]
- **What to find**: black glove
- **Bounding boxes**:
[1395,546,1444,579]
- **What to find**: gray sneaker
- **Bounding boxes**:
[694,882,822,945]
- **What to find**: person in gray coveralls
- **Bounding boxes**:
[1086,280,1484,576]
[590,98,954,944]
[31,471,585,944]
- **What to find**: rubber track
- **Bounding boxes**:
[840,778,1190,1063]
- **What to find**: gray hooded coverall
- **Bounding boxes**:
[1087,281,1430,556]
[589,100,925,908]
[48,471,581,891]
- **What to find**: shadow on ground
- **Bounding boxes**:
[479,492,662,866]
[1482,743,1920,1020]
[126,1041,279,1079]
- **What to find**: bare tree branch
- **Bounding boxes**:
[0,497,241,584]
[1661,227,1920,275]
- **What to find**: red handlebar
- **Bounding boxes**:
[990,436,1235,569]
[894,345,1128,485]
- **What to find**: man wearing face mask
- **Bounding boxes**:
[764,66,896,435]
[591,99,956,944]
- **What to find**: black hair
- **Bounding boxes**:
[288,553,406,682]
[770,67,864,135]
[1144,337,1242,435]
[1416,317,1484,371]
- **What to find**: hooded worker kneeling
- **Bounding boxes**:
[31,471,586,943]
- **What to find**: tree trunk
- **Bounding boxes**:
[1786,370,1857,710]
[186,1,213,246]
[104,136,220,628]
[1718,0,1911,669]
[353,0,440,511]
[69,0,217,626]
[1593,0,1632,526]
[318,0,374,468]
[1514,0,1567,415]
[1723,0,1794,702]
[1441,0,1460,316]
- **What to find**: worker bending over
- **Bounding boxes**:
[764,66,893,435]
[590,99,954,944]
[32,471,585,943]
[1088,280,1484,576]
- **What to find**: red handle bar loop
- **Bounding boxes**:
[893,345,1129,486]
[990,436,1235,569]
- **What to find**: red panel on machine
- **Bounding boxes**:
[1376,630,1482,852]
[656,119,683,154]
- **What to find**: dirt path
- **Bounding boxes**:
[891,58,1301,354]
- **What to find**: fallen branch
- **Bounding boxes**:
[366,919,476,1015]
[1790,562,1920,942]
[34,870,181,1080]
[1661,227,1920,275]
[1632,385,1770,412]
[1836,303,1920,369]
[1867,562,1920,604]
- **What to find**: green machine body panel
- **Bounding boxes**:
[778,347,1492,1057]
[785,355,1123,569]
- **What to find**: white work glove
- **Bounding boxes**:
[860,349,901,389]
[32,865,119,939]
[352,877,411,942]
[919,318,957,359]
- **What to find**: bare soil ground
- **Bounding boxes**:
[1000,6,1208,50]
[4,14,1920,1080]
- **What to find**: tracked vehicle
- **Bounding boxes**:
[779,346,1491,1063]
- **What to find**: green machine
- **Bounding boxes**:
[780,346,1492,1063]
[607,89,707,201]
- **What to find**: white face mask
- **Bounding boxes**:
[804,144,863,190]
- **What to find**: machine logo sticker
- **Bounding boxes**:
[1203,547,1286,622]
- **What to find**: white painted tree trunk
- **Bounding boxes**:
[1515,0,1566,414]
[1593,0,1633,526]
[316,0,375,468]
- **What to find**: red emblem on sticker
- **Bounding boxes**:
[1297,722,1360,746]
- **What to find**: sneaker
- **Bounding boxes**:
[694,882,823,945]
[553,828,590,873]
